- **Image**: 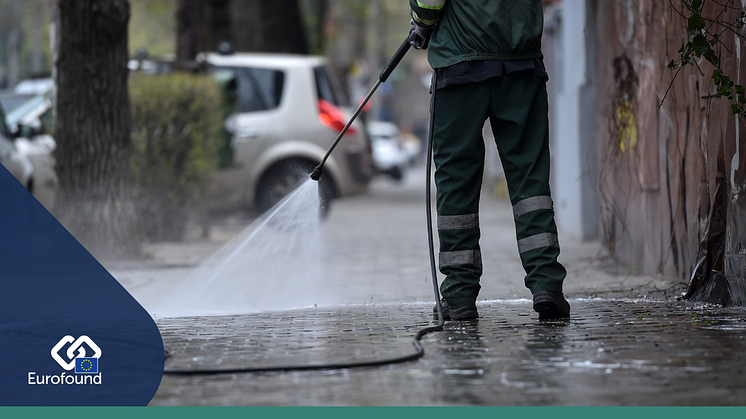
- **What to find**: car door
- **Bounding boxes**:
[216,66,285,167]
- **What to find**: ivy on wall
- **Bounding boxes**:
[663,0,746,117]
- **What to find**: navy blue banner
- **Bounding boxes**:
[0,165,164,405]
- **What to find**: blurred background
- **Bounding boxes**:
[0,0,745,304]
[0,0,431,254]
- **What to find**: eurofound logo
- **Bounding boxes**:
[28,335,103,385]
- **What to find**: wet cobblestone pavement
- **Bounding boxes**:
[152,298,746,406]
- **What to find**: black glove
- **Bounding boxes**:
[409,20,433,50]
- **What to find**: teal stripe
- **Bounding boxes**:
[4,406,746,419]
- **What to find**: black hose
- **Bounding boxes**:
[427,71,444,326]
[163,72,442,376]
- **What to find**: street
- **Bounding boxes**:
[110,166,746,405]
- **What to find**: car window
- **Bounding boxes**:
[214,66,285,113]
[314,65,349,107]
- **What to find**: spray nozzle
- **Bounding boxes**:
[309,165,323,181]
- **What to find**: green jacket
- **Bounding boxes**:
[410,0,544,68]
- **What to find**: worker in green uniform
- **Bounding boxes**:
[409,0,570,320]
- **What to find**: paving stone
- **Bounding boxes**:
[153,299,746,406]
[108,168,731,405]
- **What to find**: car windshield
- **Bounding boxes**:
[5,95,47,128]
[212,66,285,113]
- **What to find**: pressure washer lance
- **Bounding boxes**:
[163,37,446,376]
[310,37,411,181]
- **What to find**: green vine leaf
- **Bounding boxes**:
[688,14,706,33]
[691,33,708,56]
[661,0,746,118]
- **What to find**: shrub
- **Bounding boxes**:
[129,72,223,241]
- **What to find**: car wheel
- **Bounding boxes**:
[255,159,335,218]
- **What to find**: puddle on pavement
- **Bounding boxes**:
[153,298,746,405]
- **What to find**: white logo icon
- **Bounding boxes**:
[51,335,102,371]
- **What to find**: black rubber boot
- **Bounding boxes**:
[433,298,479,321]
[532,290,570,319]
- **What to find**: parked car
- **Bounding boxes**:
[0,94,57,210]
[401,132,423,165]
[0,101,34,191]
[13,77,53,95]
[367,120,409,182]
[197,52,373,214]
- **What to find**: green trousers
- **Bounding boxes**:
[432,72,566,307]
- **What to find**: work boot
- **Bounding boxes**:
[432,298,479,321]
[532,290,570,319]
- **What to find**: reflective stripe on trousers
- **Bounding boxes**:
[512,196,553,218]
[437,213,481,267]
[437,213,479,230]
[512,196,559,254]
[517,232,559,254]
[439,249,482,268]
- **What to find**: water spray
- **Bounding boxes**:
[164,36,446,376]
[311,31,444,334]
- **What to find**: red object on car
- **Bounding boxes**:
[318,99,357,136]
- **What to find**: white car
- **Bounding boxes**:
[367,120,409,181]
[1,94,57,210]
[197,52,373,214]
[14,78,54,95]
[0,114,34,191]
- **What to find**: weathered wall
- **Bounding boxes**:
[594,0,746,303]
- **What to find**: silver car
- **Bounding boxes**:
[1,94,57,210]
[198,52,373,214]
[0,104,34,192]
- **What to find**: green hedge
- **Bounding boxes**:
[129,73,223,241]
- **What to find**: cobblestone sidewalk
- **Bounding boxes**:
[153,299,746,405]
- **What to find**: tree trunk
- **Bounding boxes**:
[2,0,22,89]
[230,0,308,54]
[175,0,198,63]
[175,0,233,63]
[29,0,45,76]
[302,0,328,55]
[54,0,139,260]
[175,0,308,62]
